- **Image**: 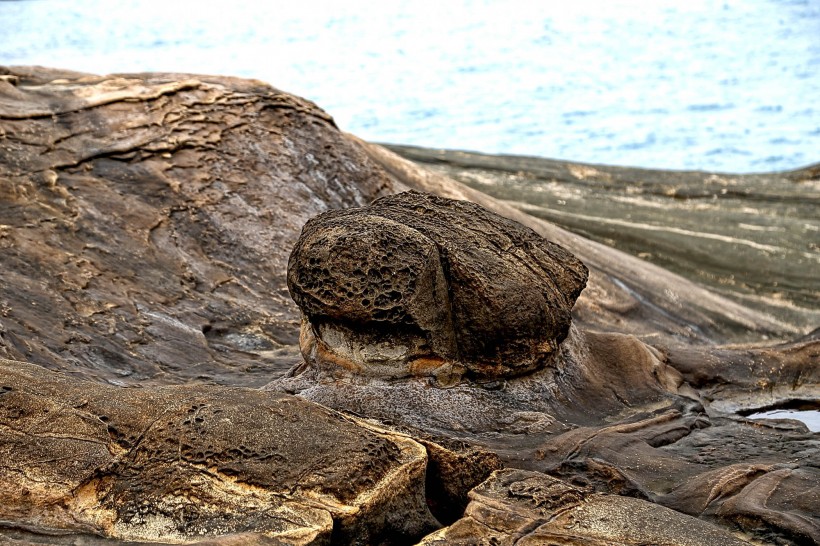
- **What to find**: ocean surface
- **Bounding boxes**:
[1,0,818,172]
[748,409,820,432]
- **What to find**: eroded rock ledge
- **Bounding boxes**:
[421,469,753,545]
[274,190,819,546]
[0,358,440,545]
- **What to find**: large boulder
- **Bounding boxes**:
[287,190,588,380]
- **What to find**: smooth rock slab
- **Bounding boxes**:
[0,359,439,545]
[287,190,588,380]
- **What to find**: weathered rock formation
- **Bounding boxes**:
[275,168,819,545]
[385,144,820,332]
[0,358,443,545]
[0,67,818,545]
[287,190,587,380]
[0,65,393,388]
[278,193,688,436]
[420,469,753,545]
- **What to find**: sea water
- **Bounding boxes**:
[1,0,818,172]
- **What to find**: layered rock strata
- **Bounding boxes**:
[420,469,753,545]
[276,173,819,546]
[0,65,394,387]
[385,144,820,330]
[0,358,442,545]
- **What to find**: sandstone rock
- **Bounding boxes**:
[273,332,820,544]
[0,66,394,387]
[381,143,820,336]
[1,67,818,546]
[287,190,588,380]
[273,326,685,438]
[539,411,820,543]
[418,469,753,545]
[0,359,439,545]
[359,138,819,342]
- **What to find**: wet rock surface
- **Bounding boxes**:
[287,190,588,379]
[0,67,818,545]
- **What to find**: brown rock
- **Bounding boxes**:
[287,190,588,379]
[418,469,753,545]
[1,67,818,546]
[0,66,394,387]
[0,358,439,545]
[382,143,820,334]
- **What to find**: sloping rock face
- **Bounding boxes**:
[0,358,439,545]
[419,469,753,545]
[359,138,818,343]
[287,190,588,379]
[0,66,394,387]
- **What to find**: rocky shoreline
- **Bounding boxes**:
[0,66,817,545]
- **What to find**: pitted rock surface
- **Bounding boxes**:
[287,191,588,379]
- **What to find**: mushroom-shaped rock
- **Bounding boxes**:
[0,359,440,545]
[287,191,588,380]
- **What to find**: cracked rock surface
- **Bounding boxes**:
[0,358,439,545]
[0,66,393,387]
[420,469,754,545]
[275,144,820,544]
